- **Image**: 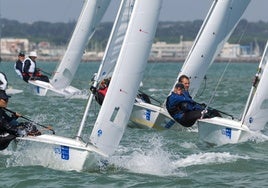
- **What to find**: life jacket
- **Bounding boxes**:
[0,72,8,90]
[22,57,36,74]
[98,87,108,96]
[166,95,182,116]
[166,93,190,116]
[0,133,16,150]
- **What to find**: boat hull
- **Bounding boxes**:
[29,80,83,97]
[15,134,107,171]
[197,117,252,146]
[129,102,183,130]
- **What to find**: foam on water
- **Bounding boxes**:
[6,87,23,95]
[173,152,250,168]
[108,136,186,177]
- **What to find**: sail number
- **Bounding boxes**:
[54,145,70,160]
[221,127,232,139]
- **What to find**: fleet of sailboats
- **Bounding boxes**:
[15,0,162,171]
[2,0,266,172]
[129,0,251,130]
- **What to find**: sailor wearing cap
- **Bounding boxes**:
[22,51,38,82]
[0,90,21,150]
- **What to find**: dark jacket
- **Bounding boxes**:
[166,91,203,121]
[0,108,18,135]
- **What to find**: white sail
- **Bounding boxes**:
[242,41,268,131]
[178,0,251,98]
[76,0,135,138]
[97,0,135,83]
[28,0,111,97]
[90,0,162,156]
[129,0,250,130]
[51,0,111,89]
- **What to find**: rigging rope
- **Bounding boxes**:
[205,21,249,110]
[195,75,207,98]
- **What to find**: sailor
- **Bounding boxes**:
[178,74,191,98]
[14,52,25,78]
[91,77,111,105]
[0,91,20,150]
[22,51,38,82]
[166,83,221,127]
[166,83,205,127]
[0,92,41,150]
[22,51,49,83]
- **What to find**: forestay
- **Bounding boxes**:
[177,0,251,98]
[90,0,162,156]
[51,0,111,89]
[242,41,268,131]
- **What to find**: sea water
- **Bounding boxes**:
[0,61,267,187]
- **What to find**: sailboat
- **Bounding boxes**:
[14,0,162,171]
[129,0,251,130]
[197,40,268,145]
[27,0,111,97]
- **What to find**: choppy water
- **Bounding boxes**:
[0,61,267,188]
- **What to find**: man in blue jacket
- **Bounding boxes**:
[166,83,206,127]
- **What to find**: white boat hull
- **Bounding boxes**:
[129,102,183,130]
[197,117,252,146]
[16,134,107,171]
[29,80,83,97]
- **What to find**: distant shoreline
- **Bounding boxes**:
[0,54,261,63]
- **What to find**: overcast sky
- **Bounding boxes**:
[1,0,267,23]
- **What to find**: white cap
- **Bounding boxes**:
[29,51,37,57]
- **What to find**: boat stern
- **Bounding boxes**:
[197,117,250,145]
[28,80,50,96]
[129,102,181,130]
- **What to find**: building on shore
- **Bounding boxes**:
[0,37,261,62]
[150,39,260,62]
[1,38,29,55]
